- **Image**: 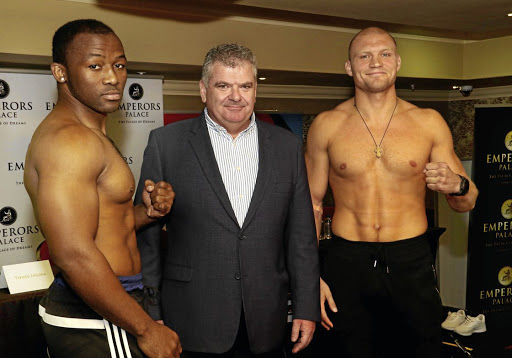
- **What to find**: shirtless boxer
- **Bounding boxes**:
[24,19,181,358]
[305,27,478,358]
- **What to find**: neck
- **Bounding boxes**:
[56,87,108,133]
[353,88,398,121]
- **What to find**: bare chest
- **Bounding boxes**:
[328,123,432,180]
[97,137,135,204]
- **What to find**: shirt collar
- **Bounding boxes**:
[204,108,256,138]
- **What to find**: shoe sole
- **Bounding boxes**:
[455,328,487,336]
[441,326,458,331]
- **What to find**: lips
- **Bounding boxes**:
[102,91,122,100]
[225,105,244,111]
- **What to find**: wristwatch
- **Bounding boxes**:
[449,174,470,196]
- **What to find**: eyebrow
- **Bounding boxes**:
[85,53,127,60]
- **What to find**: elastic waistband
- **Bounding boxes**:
[330,232,433,269]
[55,272,143,292]
[39,304,105,329]
[119,272,143,292]
[332,232,427,248]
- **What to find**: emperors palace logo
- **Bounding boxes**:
[0,206,17,226]
[482,199,512,239]
[501,200,512,220]
[118,82,160,121]
[0,78,33,122]
[129,83,144,101]
[486,131,512,172]
[0,79,10,99]
[0,205,40,249]
[499,266,512,286]
[479,265,512,306]
[505,131,512,152]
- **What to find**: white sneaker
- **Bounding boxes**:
[454,314,487,336]
[441,310,466,330]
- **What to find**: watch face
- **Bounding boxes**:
[459,176,469,195]
[450,175,469,196]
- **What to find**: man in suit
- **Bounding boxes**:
[134,43,320,357]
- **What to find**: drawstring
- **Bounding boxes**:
[372,246,390,274]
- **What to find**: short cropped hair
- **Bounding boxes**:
[201,43,257,87]
[348,27,397,60]
[52,19,115,65]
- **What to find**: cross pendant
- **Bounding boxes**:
[375,145,383,158]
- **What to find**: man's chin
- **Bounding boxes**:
[102,102,122,114]
[365,82,394,94]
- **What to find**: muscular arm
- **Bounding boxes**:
[134,130,167,320]
[425,110,478,213]
[304,113,338,329]
[31,128,179,356]
[305,113,331,238]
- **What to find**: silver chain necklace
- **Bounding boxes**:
[354,98,398,158]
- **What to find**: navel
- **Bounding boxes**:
[339,163,347,170]
[374,224,380,230]
[409,160,417,167]
[130,187,134,192]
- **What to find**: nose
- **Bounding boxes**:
[370,56,383,68]
[229,86,241,101]
[103,66,119,86]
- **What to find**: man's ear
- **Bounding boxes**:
[199,80,207,104]
[396,55,402,72]
[51,63,67,83]
[345,60,353,77]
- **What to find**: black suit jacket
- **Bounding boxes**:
[135,114,320,354]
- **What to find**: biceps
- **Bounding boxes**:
[431,140,466,174]
[305,150,329,203]
[36,177,99,251]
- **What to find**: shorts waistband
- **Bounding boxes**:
[332,232,428,248]
[55,272,143,292]
[329,232,433,270]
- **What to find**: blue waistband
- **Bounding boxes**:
[118,272,143,292]
[54,272,143,292]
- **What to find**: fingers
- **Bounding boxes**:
[291,336,308,353]
[138,323,182,358]
[320,304,334,330]
[147,181,175,216]
[290,320,300,343]
[424,162,459,194]
[291,320,315,354]
[144,179,155,192]
[320,278,336,330]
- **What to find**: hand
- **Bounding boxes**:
[423,162,461,195]
[290,319,316,354]
[142,180,175,218]
[137,321,182,358]
[320,278,337,330]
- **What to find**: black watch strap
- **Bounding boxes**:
[449,174,469,196]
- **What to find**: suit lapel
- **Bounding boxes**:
[188,115,239,226]
[242,122,272,231]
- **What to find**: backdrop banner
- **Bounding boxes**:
[467,106,512,334]
[107,77,164,189]
[0,72,163,289]
[0,72,56,288]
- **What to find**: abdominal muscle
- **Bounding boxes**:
[330,175,429,242]
[95,200,142,276]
